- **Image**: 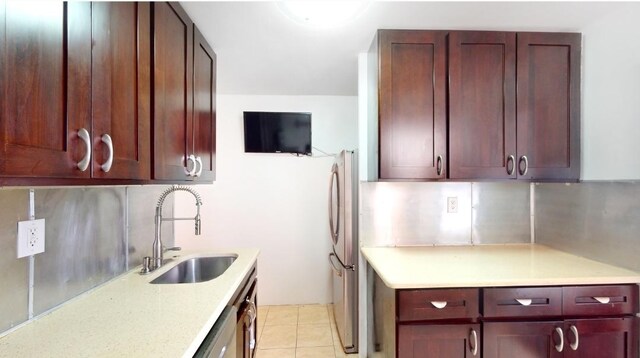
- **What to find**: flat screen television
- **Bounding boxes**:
[243,111,312,155]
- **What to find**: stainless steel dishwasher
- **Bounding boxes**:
[194,306,237,358]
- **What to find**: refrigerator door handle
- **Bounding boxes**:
[329,253,343,277]
[328,164,340,244]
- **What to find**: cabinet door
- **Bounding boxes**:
[192,25,216,182]
[483,321,563,358]
[152,2,193,181]
[564,318,638,358]
[0,2,91,179]
[378,30,447,180]
[449,31,516,179]
[92,2,150,180]
[398,324,480,358]
[516,32,581,180]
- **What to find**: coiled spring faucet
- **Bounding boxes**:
[141,185,203,273]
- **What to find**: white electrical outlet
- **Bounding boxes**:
[17,218,45,258]
[447,197,458,213]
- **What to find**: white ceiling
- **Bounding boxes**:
[181,1,626,96]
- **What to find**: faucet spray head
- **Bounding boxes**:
[195,214,202,235]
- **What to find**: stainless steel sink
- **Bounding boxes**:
[150,255,237,284]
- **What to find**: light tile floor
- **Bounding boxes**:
[256,304,359,358]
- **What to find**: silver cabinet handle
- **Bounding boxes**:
[519,155,529,176]
[515,298,532,306]
[100,134,113,172]
[569,325,579,351]
[436,155,443,176]
[185,154,197,176]
[593,296,611,304]
[431,301,447,309]
[76,128,91,171]
[554,327,564,352]
[195,156,203,177]
[470,328,478,356]
[506,154,515,175]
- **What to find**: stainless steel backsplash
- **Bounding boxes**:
[127,186,175,268]
[535,182,640,272]
[360,182,531,246]
[0,189,29,334]
[0,185,173,334]
[33,188,127,315]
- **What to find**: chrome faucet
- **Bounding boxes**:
[141,185,203,274]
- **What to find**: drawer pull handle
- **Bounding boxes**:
[469,328,478,356]
[515,298,532,306]
[569,325,579,351]
[431,301,447,309]
[593,296,610,304]
[554,327,564,352]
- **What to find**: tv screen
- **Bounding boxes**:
[243,111,312,155]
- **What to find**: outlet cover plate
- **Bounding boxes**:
[447,197,458,213]
[17,218,45,258]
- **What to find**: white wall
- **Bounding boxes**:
[175,95,357,305]
[582,3,640,180]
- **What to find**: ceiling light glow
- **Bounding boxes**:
[277,1,369,28]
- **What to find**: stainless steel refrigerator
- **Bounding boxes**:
[328,150,358,354]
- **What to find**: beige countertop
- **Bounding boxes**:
[362,244,640,289]
[0,248,259,358]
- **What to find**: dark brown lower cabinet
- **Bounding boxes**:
[483,318,638,358]
[564,318,638,358]
[372,274,639,358]
[398,324,480,358]
[484,321,564,358]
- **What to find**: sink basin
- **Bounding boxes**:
[150,255,237,284]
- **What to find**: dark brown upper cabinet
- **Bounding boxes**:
[372,30,581,181]
[152,2,193,181]
[152,2,216,183]
[0,2,151,184]
[92,2,151,180]
[517,32,581,181]
[375,30,447,180]
[450,31,580,181]
[192,26,217,182]
[449,31,517,179]
[0,2,92,180]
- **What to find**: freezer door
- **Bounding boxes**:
[329,252,357,353]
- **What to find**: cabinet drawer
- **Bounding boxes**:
[397,288,479,322]
[483,287,562,318]
[563,285,639,317]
